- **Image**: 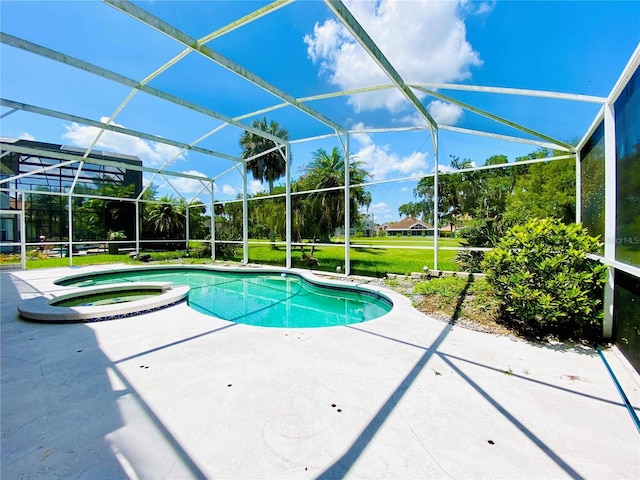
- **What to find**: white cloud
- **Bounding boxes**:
[428,100,464,125]
[368,202,390,215]
[467,1,496,15]
[436,160,476,173]
[437,164,458,174]
[395,100,464,126]
[62,117,186,167]
[248,179,264,195]
[352,128,428,180]
[221,184,239,196]
[351,122,374,145]
[18,132,35,141]
[167,170,209,195]
[305,0,482,114]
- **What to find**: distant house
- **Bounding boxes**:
[360,214,374,237]
[334,213,375,237]
[385,217,433,236]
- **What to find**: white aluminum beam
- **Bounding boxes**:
[607,42,640,104]
[242,163,249,265]
[0,32,287,146]
[104,0,294,179]
[105,0,345,134]
[0,99,239,163]
[440,125,573,152]
[0,144,216,183]
[576,107,605,152]
[0,157,79,185]
[411,82,607,104]
[324,0,437,135]
[0,108,17,120]
[198,0,293,45]
[433,130,439,270]
[413,86,575,152]
[603,102,617,339]
[344,133,351,276]
[285,142,292,269]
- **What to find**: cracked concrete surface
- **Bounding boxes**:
[2,266,639,479]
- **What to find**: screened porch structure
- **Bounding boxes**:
[1,1,639,351]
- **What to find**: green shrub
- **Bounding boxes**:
[455,218,509,272]
[483,218,607,338]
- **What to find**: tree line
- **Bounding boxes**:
[398,149,576,230]
[24,117,577,263]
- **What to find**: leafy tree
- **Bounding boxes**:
[186,202,210,240]
[74,180,137,240]
[407,156,475,229]
[250,188,286,242]
[214,199,243,242]
[398,202,421,218]
[470,155,517,219]
[25,187,67,242]
[504,152,575,224]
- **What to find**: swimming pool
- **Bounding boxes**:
[55,267,393,328]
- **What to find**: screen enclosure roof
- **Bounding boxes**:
[1,0,639,208]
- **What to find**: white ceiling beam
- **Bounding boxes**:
[410,82,606,103]
[0,32,287,146]
[105,0,345,134]
[323,0,437,133]
[413,86,575,152]
[1,98,241,163]
[440,125,573,152]
[0,144,216,182]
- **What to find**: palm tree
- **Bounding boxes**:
[145,196,186,240]
[239,117,290,247]
[298,147,371,243]
[239,117,290,194]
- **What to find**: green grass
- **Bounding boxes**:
[16,236,463,275]
[25,254,134,269]
[411,276,507,333]
[230,236,462,277]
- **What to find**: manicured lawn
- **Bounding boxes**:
[25,254,134,269]
[16,236,463,276]
[235,236,462,276]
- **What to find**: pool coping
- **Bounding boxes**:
[17,281,190,323]
[52,263,403,320]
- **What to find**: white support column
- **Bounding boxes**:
[20,192,26,270]
[603,102,616,338]
[211,181,216,261]
[433,131,439,271]
[575,151,581,224]
[242,162,249,265]
[285,142,292,269]
[185,205,190,254]
[344,134,351,276]
[135,200,140,254]
[68,194,73,267]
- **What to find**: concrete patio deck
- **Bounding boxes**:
[2,266,639,479]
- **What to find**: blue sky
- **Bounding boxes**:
[1,0,639,223]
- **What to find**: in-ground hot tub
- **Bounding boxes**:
[18,282,190,323]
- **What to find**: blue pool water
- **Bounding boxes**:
[56,267,392,328]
